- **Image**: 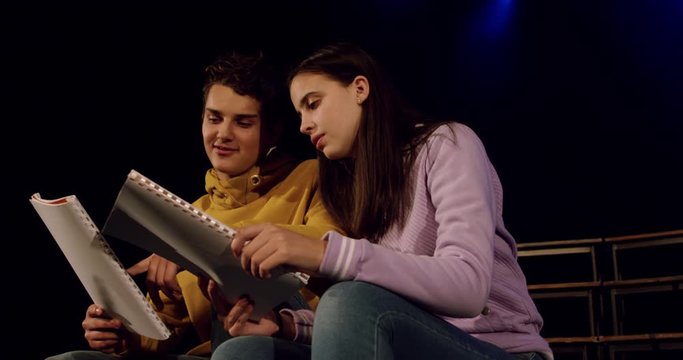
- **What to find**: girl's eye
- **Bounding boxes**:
[207,115,221,123]
[307,100,320,110]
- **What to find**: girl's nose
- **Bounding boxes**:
[300,116,314,135]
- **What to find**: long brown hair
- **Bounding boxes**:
[289,43,445,241]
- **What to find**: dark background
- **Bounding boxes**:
[5,1,682,358]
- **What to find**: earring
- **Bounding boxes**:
[356,96,362,104]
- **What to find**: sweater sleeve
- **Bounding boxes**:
[318,125,497,318]
[279,309,315,344]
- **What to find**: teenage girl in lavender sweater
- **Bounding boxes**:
[208,43,553,360]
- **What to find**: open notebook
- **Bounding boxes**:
[30,194,171,340]
[31,169,308,327]
[101,170,308,320]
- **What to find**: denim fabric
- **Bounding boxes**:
[211,281,535,360]
[512,351,545,360]
[46,350,207,360]
[210,336,310,360]
[311,281,517,360]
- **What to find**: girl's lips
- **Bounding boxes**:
[311,134,324,150]
[311,135,325,151]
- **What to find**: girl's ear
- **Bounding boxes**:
[352,75,370,105]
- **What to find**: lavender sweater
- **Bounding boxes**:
[284,123,552,359]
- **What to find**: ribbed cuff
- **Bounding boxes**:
[279,309,314,344]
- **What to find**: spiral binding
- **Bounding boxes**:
[71,198,171,337]
[128,170,237,240]
[126,171,310,285]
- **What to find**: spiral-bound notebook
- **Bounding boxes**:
[29,194,171,340]
[101,170,308,320]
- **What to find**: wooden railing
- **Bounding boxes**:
[517,230,683,359]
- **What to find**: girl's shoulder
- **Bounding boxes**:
[425,121,480,145]
[419,122,489,163]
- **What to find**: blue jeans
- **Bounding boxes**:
[46,350,207,360]
[312,281,516,360]
[49,294,314,360]
[210,336,310,360]
[212,281,540,360]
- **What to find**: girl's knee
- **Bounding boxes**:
[45,351,115,360]
[211,336,273,360]
[316,281,390,326]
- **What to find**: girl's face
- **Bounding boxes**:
[202,84,262,180]
[290,73,366,160]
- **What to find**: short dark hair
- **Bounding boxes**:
[204,51,314,161]
[203,52,280,133]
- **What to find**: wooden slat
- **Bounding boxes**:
[603,275,683,287]
[546,336,599,344]
[605,229,683,243]
[545,333,683,344]
[529,281,601,291]
[599,332,683,343]
[518,246,593,257]
[517,238,603,249]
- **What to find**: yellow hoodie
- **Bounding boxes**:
[133,157,340,356]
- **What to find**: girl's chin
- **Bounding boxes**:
[323,148,351,160]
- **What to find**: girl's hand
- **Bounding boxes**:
[231,223,327,278]
[205,279,279,337]
[224,298,279,337]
